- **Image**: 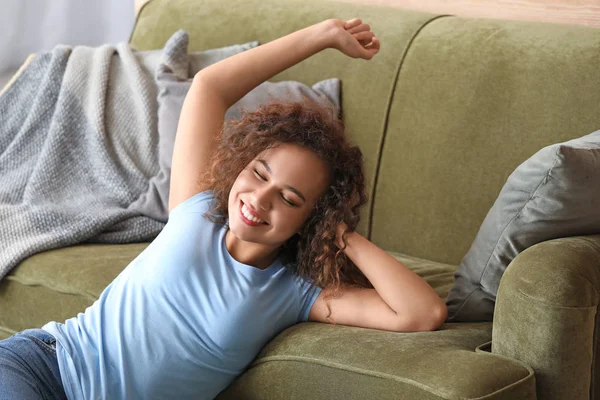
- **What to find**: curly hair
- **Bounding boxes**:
[199,96,373,323]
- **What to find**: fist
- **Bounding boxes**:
[328,18,380,60]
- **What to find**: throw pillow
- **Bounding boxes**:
[132,30,341,222]
[446,129,600,322]
[129,30,258,221]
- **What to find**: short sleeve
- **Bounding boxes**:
[168,190,216,220]
[294,274,323,323]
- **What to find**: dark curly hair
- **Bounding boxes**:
[199,96,373,323]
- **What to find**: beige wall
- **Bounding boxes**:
[135,0,600,28]
[339,0,600,28]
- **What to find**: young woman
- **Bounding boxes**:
[0,18,447,400]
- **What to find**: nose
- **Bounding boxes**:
[249,185,271,212]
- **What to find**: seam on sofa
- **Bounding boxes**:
[0,325,18,336]
[515,288,598,309]
[250,354,535,399]
[367,14,453,240]
[129,0,156,45]
[4,276,98,303]
[591,291,599,399]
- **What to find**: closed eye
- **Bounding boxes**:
[253,169,298,207]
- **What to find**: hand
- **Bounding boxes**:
[335,221,349,249]
[327,18,380,60]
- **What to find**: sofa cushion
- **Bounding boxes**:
[216,320,534,400]
[446,130,600,322]
[0,243,149,338]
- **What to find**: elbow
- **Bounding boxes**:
[430,303,448,330]
[191,73,210,91]
[423,303,447,331]
[402,303,448,332]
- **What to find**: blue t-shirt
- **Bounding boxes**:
[42,190,322,400]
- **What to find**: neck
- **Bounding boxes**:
[225,228,280,270]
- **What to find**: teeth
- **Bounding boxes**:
[242,203,264,224]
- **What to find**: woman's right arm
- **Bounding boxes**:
[168,77,228,214]
[168,18,379,213]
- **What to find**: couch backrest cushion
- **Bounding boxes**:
[373,16,600,264]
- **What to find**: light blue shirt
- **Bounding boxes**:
[43,190,322,399]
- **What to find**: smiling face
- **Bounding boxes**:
[227,142,330,248]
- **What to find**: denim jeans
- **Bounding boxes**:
[0,328,68,400]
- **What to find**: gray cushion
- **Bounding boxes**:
[132,30,341,222]
[446,129,600,322]
[129,30,259,221]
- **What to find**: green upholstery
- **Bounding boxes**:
[373,16,600,265]
[2,0,600,398]
[217,322,534,400]
[0,243,150,337]
[493,235,600,400]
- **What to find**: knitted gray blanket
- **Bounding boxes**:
[0,42,168,281]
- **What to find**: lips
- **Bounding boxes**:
[239,200,268,225]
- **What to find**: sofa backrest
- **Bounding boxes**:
[373,17,600,264]
[131,0,600,265]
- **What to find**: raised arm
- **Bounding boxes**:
[168,18,379,212]
[194,18,378,107]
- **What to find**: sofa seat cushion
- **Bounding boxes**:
[217,322,535,400]
[0,243,150,338]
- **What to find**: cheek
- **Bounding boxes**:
[234,172,254,190]
[284,211,310,232]
[268,209,301,231]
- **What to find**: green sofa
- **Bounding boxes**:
[3,0,600,398]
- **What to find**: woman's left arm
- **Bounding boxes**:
[337,224,448,328]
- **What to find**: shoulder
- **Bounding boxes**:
[287,269,323,323]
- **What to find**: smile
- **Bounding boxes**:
[239,200,268,226]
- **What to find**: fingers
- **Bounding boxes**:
[347,23,371,35]
[366,37,380,57]
[353,31,375,43]
[344,18,362,30]
[342,18,381,59]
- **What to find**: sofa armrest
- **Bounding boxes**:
[492,234,600,400]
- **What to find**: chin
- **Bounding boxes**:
[228,216,260,242]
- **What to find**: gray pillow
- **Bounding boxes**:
[129,30,258,221]
[133,30,341,222]
[446,130,600,322]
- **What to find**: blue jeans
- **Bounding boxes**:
[0,328,68,400]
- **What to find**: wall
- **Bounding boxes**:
[0,0,135,85]
[337,0,600,28]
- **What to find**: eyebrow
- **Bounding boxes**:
[257,159,306,202]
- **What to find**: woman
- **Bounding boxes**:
[0,18,446,400]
